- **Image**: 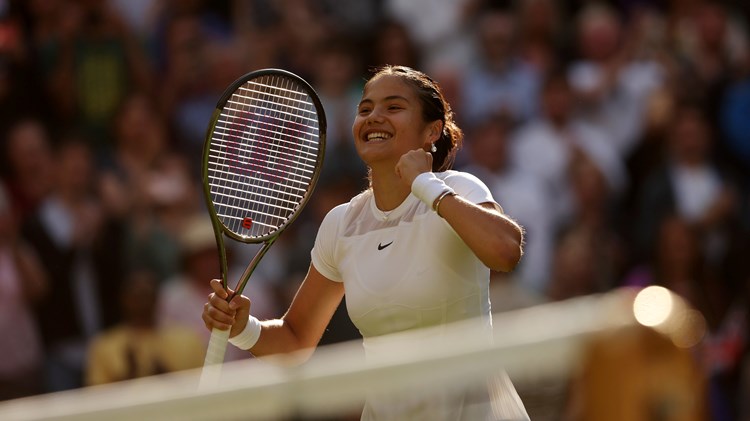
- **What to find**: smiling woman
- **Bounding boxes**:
[202,65,527,420]
[353,66,462,176]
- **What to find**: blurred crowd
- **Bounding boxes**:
[0,0,748,419]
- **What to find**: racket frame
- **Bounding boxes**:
[200,68,327,298]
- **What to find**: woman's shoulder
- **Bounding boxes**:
[438,170,494,204]
[438,170,487,187]
[348,188,372,206]
[321,189,372,223]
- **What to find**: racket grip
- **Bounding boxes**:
[199,327,230,389]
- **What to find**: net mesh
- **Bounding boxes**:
[207,74,322,240]
[0,288,707,421]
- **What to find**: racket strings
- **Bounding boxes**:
[209,134,318,173]
[208,146,314,187]
[207,74,321,239]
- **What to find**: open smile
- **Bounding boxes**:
[364,131,393,143]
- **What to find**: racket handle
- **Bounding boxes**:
[199,327,230,389]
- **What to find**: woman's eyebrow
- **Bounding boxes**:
[358,95,410,107]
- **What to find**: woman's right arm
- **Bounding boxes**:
[202,264,345,361]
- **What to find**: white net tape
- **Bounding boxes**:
[0,287,703,421]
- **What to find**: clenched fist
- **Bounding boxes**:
[395,148,433,188]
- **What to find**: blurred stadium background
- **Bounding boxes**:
[0,0,748,420]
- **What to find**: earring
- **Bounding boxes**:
[430,143,437,153]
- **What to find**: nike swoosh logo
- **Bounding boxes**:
[377,241,393,250]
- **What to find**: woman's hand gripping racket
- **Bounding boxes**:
[199,69,326,388]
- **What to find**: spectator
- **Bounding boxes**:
[99,92,194,282]
[272,0,331,78]
[109,0,163,50]
[2,118,56,215]
[623,215,746,420]
[459,114,552,296]
[624,216,705,305]
[383,0,477,73]
[516,0,567,77]
[545,226,600,302]
[367,19,422,70]
[157,8,236,164]
[230,0,284,75]
[0,2,55,136]
[623,84,678,224]
[86,270,203,386]
[633,103,739,266]
[0,184,47,400]
[310,37,368,190]
[510,70,626,231]
[47,0,153,160]
[22,137,125,392]
[719,63,750,179]
[564,154,627,292]
[567,3,666,156]
[671,1,749,128]
[566,324,708,421]
[458,5,541,128]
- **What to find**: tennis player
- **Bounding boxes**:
[203,65,528,420]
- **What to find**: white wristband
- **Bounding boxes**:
[228,315,262,350]
[411,172,454,211]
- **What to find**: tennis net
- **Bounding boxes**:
[0,286,707,420]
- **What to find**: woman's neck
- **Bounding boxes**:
[369,167,411,212]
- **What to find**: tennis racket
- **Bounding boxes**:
[199,68,326,388]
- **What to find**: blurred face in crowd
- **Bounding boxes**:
[541,76,572,125]
[668,108,711,166]
[115,94,166,162]
[165,14,209,87]
[577,6,621,61]
[57,141,95,197]
[695,3,727,50]
[186,248,221,289]
[469,118,510,172]
[548,230,596,300]
[478,11,516,69]
[657,217,697,271]
[121,271,159,327]
[374,22,418,69]
[7,120,54,181]
[519,0,558,38]
[315,45,357,95]
[570,156,607,211]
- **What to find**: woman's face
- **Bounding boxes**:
[352,75,437,169]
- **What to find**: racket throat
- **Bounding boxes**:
[231,240,276,297]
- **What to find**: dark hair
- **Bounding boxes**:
[366,65,463,172]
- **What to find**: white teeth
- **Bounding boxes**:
[367,132,391,141]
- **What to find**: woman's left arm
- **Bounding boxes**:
[436,195,523,272]
[396,149,523,272]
